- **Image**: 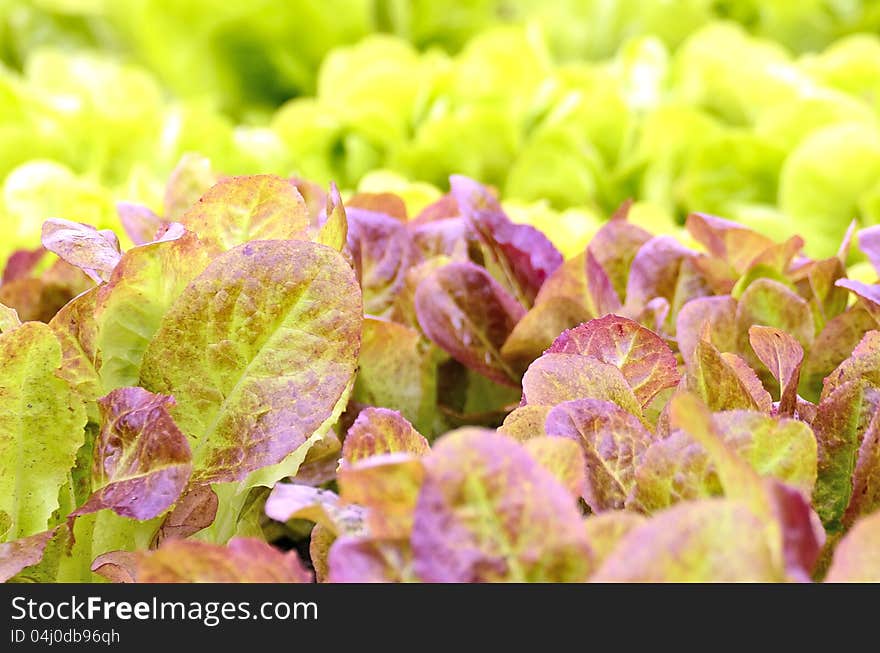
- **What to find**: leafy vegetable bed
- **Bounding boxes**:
[2,170,880,583]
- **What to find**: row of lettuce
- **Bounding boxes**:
[3,172,880,581]
[3,9,880,265]
[6,0,879,113]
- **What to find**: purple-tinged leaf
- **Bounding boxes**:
[800,257,849,330]
[347,207,419,316]
[450,175,562,306]
[735,278,815,349]
[592,500,780,582]
[327,536,415,583]
[547,315,679,410]
[767,482,825,582]
[136,537,312,583]
[91,550,137,583]
[587,217,651,301]
[41,218,122,284]
[545,398,654,511]
[265,485,365,536]
[139,240,362,484]
[690,336,772,411]
[835,278,880,322]
[822,330,880,399]
[686,213,775,275]
[522,437,586,499]
[181,175,310,256]
[583,513,646,568]
[748,326,804,416]
[0,528,57,582]
[825,511,880,581]
[498,405,551,441]
[116,203,165,246]
[2,247,45,283]
[800,307,877,402]
[70,388,191,524]
[676,295,738,370]
[415,261,525,386]
[411,428,594,582]
[668,394,768,516]
[501,297,591,372]
[712,411,817,495]
[342,408,429,466]
[410,217,472,260]
[585,250,623,316]
[153,485,218,545]
[859,225,880,277]
[338,454,425,538]
[624,236,693,312]
[812,380,880,531]
[347,192,408,221]
[521,353,642,417]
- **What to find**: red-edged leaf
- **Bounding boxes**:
[748,326,804,416]
[547,315,679,409]
[70,388,191,525]
[450,175,562,306]
[415,261,525,386]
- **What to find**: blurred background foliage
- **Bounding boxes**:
[1,0,880,261]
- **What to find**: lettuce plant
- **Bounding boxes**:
[2,172,880,582]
